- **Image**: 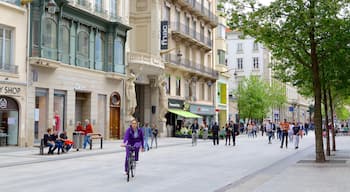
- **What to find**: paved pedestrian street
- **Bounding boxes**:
[0,134,350,192]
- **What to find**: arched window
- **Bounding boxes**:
[95,32,105,70]
[114,36,124,72]
[59,26,70,63]
[43,18,57,49]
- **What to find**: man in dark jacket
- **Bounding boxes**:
[232,121,239,146]
[212,122,219,145]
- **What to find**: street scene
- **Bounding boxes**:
[1,0,350,191]
[3,134,350,192]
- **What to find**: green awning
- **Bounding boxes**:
[168,109,202,118]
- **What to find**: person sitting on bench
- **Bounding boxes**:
[83,119,93,149]
[43,128,56,155]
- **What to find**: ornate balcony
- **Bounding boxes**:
[163,54,218,79]
[170,22,212,52]
[127,52,164,74]
[176,0,218,27]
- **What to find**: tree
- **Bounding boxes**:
[235,76,270,121]
[221,0,350,162]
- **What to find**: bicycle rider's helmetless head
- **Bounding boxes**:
[131,119,138,130]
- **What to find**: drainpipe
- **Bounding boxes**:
[25,2,31,147]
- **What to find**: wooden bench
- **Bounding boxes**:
[88,133,103,150]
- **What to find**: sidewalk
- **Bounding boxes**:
[0,137,191,168]
[223,135,350,192]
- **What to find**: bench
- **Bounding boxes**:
[88,133,103,150]
[39,138,48,155]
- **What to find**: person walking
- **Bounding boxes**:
[190,119,200,146]
[150,123,158,149]
[266,120,273,144]
[143,123,152,151]
[280,119,290,148]
[293,122,301,149]
[232,121,239,146]
[225,123,232,145]
[83,119,93,149]
[212,122,219,145]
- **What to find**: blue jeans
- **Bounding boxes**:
[83,135,90,149]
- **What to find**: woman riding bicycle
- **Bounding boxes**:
[121,119,144,174]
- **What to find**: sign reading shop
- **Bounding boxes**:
[160,20,168,50]
[0,86,21,95]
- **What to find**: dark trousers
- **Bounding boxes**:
[281,131,288,148]
[212,133,219,145]
[231,132,236,146]
[225,135,231,145]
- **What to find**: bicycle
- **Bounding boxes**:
[126,145,136,182]
[192,130,198,146]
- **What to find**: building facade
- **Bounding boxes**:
[161,0,218,135]
[27,0,130,146]
[0,0,28,147]
[227,30,310,123]
[214,10,229,128]
[226,30,271,122]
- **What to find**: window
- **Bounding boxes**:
[192,20,196,38]
[217,49,225,65]
[166,74,170,94]
[95,0,103,12]
[253,42,259,51]
[201,83,205,100]
[0,26,13,72]
[176,10,180,30]
[208,84,212,101]
[77,30,89,67]
[176,76,181,96]
[164,4,170,22]
[185,16,190,34]
[253,57,259,69]
[216,24,225,39]
[43,18,57,59]
[95,32,105,70]
[237,43,243,53]
[114,36,124,73]
[59,26,70,64]
[237,58,243,69]
[110,0,118,17]
[200,25,204,42]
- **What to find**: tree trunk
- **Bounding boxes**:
[323,86,330,156]
[329,88,336,151]
[310,0,325,162]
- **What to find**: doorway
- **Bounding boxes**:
[0,96,19,146]
[109,92,121,139]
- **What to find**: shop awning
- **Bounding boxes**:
[168,109,202,118]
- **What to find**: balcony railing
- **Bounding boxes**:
[0,0,20,6]
[77,0,91,10]
[163,54,218,78]
[0,64,18,74]
[177,0,218,26]
[170,22,212,48]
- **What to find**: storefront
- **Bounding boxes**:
[0,84,26,147]
[166,99,201,136]
[190,104,216,126]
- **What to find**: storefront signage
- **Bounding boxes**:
[168,99,184,109]
[190,104,215,115]
[160,21,168,50]
[0,86,21,95]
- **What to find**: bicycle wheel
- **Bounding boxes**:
[127,157,132,182]
[131,154,136,177]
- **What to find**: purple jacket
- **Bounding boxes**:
[123,127,144,148]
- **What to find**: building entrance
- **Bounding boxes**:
[0,96,19,146]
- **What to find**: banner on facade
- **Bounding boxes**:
[160,21,168,50]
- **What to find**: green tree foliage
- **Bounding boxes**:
[235,76,285,120]
[221,0,350,162]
